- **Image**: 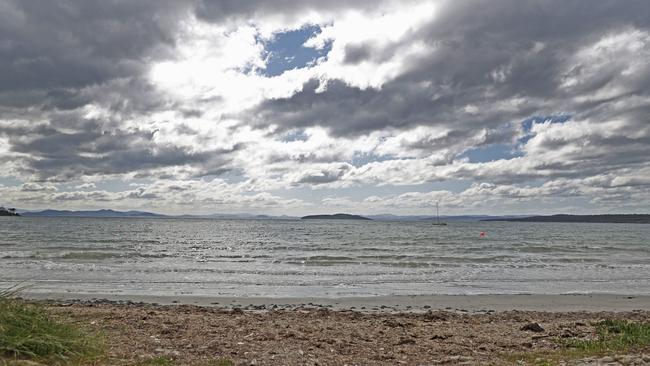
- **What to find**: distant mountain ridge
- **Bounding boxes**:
[21,209,165,218]
[483,214,650,224]
[14,210,650,223]
[301,213,371,220]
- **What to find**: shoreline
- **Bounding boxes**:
[21,292,650,313]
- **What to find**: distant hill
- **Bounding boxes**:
[20,210,646,223]
[176,213,297,220]
[483,214,650,224]
[21,209,166,218]
[0,207,20,216]
[301,213,371,220]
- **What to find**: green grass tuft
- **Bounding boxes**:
[504,319,650,365]
[563,319,650,352]
[0,292,103,363]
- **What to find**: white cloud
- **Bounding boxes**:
[1,1,649,215]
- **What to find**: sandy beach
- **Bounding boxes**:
[15,294,648,365]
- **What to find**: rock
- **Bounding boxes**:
[642,355,650,362]
[154,348,180,357]
[520,322,544,332]
[560,328,578,338]
[396,337,416,345]
[430,334,449,340]
[383,319,403,327]
[424,310,449,321]
[441,355,473,363]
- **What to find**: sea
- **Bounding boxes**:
[1,217,649,297]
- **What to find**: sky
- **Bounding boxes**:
[0,0,649,216]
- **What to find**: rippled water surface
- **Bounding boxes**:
[1,217,649,297]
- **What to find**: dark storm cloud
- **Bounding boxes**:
[405,0,650,102]
[248,0,650,143]
[293,163,352,185]
[195,0,381,22]
[342,41,400,65]
[342,44,373,65]
[252,77,531,142]
[0,0,189,95]
[0,118,240,181]
[1,0,649,197]
[0,1,249,181]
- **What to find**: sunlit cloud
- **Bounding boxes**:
[0,0,648,215]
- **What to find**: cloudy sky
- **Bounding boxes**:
[1,0,649,215]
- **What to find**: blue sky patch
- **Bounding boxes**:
[521,114,571,132]
[349,153,403,167]
[0,176,22,187]
[280,130,309,142]
[261,24,332,77]
[519,114,572,144]
[459,144,523,163]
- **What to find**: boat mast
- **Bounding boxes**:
[436,201,440,224]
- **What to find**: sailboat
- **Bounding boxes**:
[432,202,447,226]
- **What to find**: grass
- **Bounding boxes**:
[0,286,237,366]
[563,319,650,352]
[505,319,650,365]
[0,287,103,364]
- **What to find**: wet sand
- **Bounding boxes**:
[24,292,650,313]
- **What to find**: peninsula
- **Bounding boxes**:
[301,213,371,220]
[483,214,650,224]
[0,207,19,216]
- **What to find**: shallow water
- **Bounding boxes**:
[1,217,649,297]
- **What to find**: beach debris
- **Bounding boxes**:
[396,337,416,345]
[154,348,180,357]
[430,334,449,340]
[383,318,404,327]
[560,328,578,338]
[424,310,450,321]
[520,322,544,332]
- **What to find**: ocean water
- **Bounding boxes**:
[1,217,649,297]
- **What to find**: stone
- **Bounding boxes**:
[520,322,544,332]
